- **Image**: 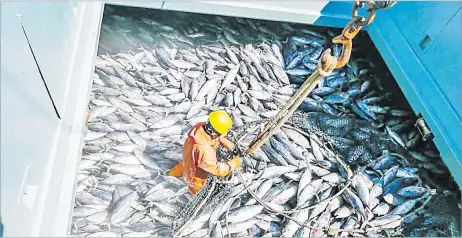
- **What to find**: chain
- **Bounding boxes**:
[239,1,396,155]
[327,0,397,69]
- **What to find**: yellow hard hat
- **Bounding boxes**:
[209,111,233,135]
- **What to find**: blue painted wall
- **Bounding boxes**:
[321,1,462,187]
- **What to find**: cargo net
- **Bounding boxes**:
[288,112,460,237]
[287,111,405,165]
[172,111,460,237]
[172,175,230,235]
[171,125,258,236]
[172,153,236,236]
[403,193,461,237]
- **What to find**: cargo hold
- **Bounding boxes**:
[1,1,460,237]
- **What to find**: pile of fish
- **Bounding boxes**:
[178,149,432,237]
[71,5,458,238]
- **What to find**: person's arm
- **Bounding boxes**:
[195,144,240,177]
[219,137,234,151]
[220,136,244,157]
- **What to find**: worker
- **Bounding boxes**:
[168,111,243,195]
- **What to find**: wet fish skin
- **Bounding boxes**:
[310,165,330,177]
[246,179,274,205]
[383,193,407,206]
[221,205,263,223]
[269,137,299,166]
[237,103,260,119]
[262,144,289,166]
[372,202,390,215]
[368,214,401,227]
[296,179,323,208]
[152,202,181,217]
[109,191,138,224]
[339,216,357,237]
[186,99,206,119]
[281,209,309,237]
[297,167,312,198]
[155,47,177,69]
[133,149,162,170]
[382,165,399,187]
[334,206,352,218]
[220,64,240,91]
[262,181,291,202]
[76,12,432,237]
[321,172,345,184]
[373,153,394,170]
[281,128,311,149]
[396,186,427,198]
[309,210,330,237]
[324,92,350,104]
[396,167,419,178]
[386,126,407,148]
[113,67,137,87]
[221,219,259,236]
[309,199,330,219]
[310,137,324,160]
[343,188,366,219]
[269,185,297,205]
[353,174,370,208]
[312,86,336,96]
[247,89,272,101]
[273,132,305,161]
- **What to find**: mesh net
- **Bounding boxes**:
[171,153,236,236]
[287,111,406,165]
[172,174,234,235]
[172,112,460,237]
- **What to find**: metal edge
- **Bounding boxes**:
[104,1,352,28]
[162,1,351,28]
[50,2,105,236]
[367,11,462,189]
[105,1,163,10]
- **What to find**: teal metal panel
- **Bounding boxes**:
[315,1,354,28]
[420,9,461,117]
[387,1,461,59]
[367,6,461,188]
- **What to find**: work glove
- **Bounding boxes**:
[231,146,245,157]
[228,156,242,169]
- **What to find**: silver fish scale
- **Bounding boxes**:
[287,111,403,164]
[75,6,458,238]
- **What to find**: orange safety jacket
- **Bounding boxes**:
[168,122,241,194]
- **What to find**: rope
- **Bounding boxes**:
[236,168,434,235]
[280,124,353,179]
[246,70,327,154]
[235,169,366,234]
[282,181,352,214]
[224,196,241,238]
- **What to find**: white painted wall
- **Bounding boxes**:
[105,1,353,26]
[0,2,103,236]
[163,1,331,24]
